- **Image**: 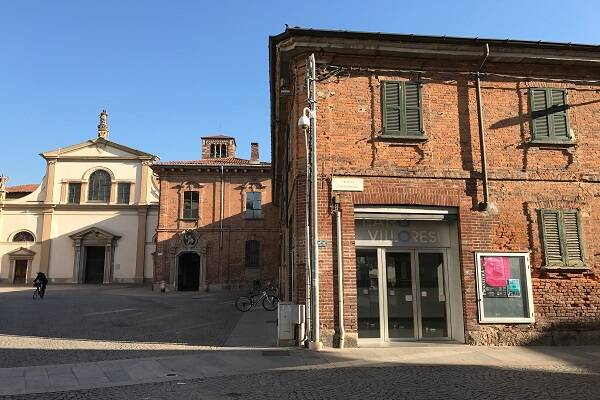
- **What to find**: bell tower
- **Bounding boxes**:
[201,135,236,159]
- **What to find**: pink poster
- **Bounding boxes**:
[483,256,510,287]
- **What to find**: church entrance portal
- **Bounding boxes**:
[84,246,105,284]
[177,252,201,291]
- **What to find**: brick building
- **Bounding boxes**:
[151,135,279,291]
[270,27,600,347]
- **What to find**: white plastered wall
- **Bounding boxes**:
[52,160,138,204]
[0,210,43,280]
[48,210,140,281]
[1,139,159,283]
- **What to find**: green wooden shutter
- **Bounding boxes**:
[530,89,550,140]
[404,82,422,135]
[562,210,584,266]
[549,89,569,140]
[382,81,423,136]
[530,88,570,141]
[382,81,402,135]
[541,209,564,266]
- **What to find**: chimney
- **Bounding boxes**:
[250,143,259,164]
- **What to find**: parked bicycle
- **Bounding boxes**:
[235,283,279,312]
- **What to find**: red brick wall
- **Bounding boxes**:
[281,53,600,346]
[201,138,236,159]
[154,167,279,289]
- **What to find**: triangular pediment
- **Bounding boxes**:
[8,247,36,257]
[41,138,157,160]
[69,226,121,241]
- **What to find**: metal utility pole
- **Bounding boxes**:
[307,53,321,349]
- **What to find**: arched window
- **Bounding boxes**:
[88,170,111,202]
[13,231,35,242]
[210,143,227,158]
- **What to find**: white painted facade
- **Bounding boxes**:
[0,114,159,284]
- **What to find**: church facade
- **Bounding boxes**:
[0,111,159,284]
[151,136,279,291]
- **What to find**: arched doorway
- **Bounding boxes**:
[177,252,201,291]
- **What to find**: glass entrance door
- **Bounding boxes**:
[417,252,448,339]
[385,252,415,339]
[356,249,380,339]
[356,248,450,342]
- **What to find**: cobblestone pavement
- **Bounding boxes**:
[2,363,599,400]
[2,285,600,399]
[0,285,243,368]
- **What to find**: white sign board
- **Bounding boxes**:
[332,177,364,192]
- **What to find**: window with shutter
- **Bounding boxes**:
[530,88,571,142]
[382,81,423,137]
[117,183,131,204]
[245,240,260,269]
[540,209,584,268]
[182,191,199,219]
[245,192,262,219]
[68,183,81,204]
[562,210,584,267]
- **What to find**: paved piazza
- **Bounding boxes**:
[0,285,243,368]
[1,285,600,399]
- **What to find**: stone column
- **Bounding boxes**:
[170,252,176,290]
[110,182,117,204]
[8,259,15,283]
[135,207,148,283]
[80,182,88,203]
[45,160,57,203]
[72,242,82,283]
[129,182,136,204]
[199,250,208,291]
[103,243,112,284]
[39,160,57,276]
[39,210,53,275]
[60,181,68,203]
[25,259,32,283]
[140,161,150,204]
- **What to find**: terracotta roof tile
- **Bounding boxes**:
[156,157,270,167]
[200,134,236,140]
[6,184,39,193]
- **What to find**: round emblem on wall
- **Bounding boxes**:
[182,231,197,247]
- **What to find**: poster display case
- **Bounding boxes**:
[475,252,535,323]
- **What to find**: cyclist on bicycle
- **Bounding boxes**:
[33,272,48,298]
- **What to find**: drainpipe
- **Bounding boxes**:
[475,43,490,210]
[333,196,345,348]
[308,53,321,349]
[220,165,224,247]
[303,122,312,344]
[220,165,224,284]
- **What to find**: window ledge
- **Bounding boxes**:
[244,216,264,220]
[379,133,428,142]
[179,217,199,222]
[529,140,575,147]
[542,265,591,272]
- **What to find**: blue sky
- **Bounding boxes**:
[1,0,599,185]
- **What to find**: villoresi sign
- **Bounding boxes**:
[355,219,451,248]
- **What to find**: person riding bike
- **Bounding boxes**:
[33,272,48,298]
